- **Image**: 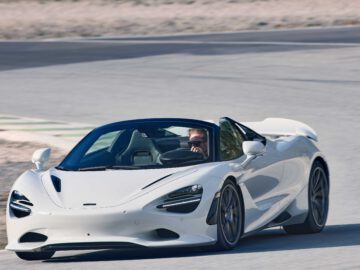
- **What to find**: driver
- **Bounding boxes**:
[188,128,208,159]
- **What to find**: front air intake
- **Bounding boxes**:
[19,232,48,243]
[155,229,179,240]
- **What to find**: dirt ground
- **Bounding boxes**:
[0,140,65,249]
[1,0,360,39]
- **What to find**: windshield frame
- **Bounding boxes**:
[57,118,218,171]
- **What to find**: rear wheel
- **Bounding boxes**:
[15,251,55,261]
[215,180,243,250]
[283,161,329,234]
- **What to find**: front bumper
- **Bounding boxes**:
[6,198,217,252]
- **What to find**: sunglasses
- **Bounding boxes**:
[188,140,207,147]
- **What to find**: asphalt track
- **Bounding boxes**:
[1,26,360,71]
[0,27,360,269]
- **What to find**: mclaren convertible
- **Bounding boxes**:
[6,117,330,260]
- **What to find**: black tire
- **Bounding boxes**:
[215,179,243,250]
[15,251,55,261]
[283,161,329,234]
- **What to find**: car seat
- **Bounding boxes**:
[117,130,160,166]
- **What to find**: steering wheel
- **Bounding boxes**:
[159,148,204,165]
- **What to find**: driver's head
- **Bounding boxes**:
[188,128,208,158]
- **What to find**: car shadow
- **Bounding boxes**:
[45,223,360,263]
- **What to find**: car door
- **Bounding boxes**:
[219,118,287,233]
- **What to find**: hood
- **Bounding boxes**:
[42,166,197,209]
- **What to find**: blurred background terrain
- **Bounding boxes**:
[1,0,360,39]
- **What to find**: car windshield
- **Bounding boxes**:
[57,121,213,171]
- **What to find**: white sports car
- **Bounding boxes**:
[6,117,329,260]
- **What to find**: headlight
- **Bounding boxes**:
[157,185,203,213]
[9,190,33,218]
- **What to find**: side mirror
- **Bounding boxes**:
[32,148,51,171]
[240,141,265,169]
[243,141,265,157]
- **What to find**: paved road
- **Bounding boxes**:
[0,27,360,269]
[1,26,360,71]
[1,224,360,270]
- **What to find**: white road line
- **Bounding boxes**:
[0,115,94,148]
[56,40,360,47]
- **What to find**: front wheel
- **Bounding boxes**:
[215,180,243,250]
[283,161,329,234]
[15,251,55,261]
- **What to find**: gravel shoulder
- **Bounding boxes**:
[1,0,360,40]
[0,139,65,249]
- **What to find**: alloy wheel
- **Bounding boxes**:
[219,184,241,245]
